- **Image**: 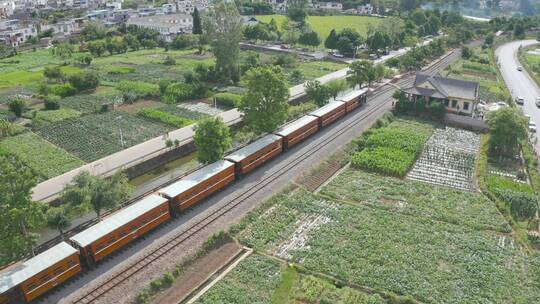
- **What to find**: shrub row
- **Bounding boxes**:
[213,93,242,108]
[117,80,160,103]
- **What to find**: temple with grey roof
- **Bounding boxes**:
[401,73,480,116]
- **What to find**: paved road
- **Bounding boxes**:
[495,40,540,151]
[32,38,437,203]
[40,49,459,304]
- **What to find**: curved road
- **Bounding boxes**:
[495,40,540,150]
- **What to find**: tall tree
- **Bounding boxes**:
[239,66,289,133]
[51,43,74,60]
[203,0,244,83]
[305,80,331,107]
[286,0,309,24]
[298,31,320,47]
[0,155,45,265]
[46,206,71,240]
[192,7,203,35]
[487,108,527,156]
[193,117,232,164]
[325,29,339,50]
[347,60,374,89]
[62,171,133,220]
[326,79,348,99]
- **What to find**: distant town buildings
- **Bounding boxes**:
[126,13,193,42]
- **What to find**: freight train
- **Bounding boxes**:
[0,89,367,304]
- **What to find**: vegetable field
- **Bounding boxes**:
[194,255,281,304]
[196,254,387,304]
[407,127,480,191]
[351,119,434,176]
[235,186,539,303]
[36,111,174,162]
[0,132,84,179]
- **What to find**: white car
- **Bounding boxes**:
[529,121,537,133]
[517,66,523,71]
[536,97,540,108]
[525,114,531,122]
[515,96,525,105]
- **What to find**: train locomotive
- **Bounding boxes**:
[0,89,367,304]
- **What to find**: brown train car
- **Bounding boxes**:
[0,242,81,303]
[159,160,236,212]
[225,134,283,175]
[274,115,319,150]
[338,88,368,112]
[309,101,347,128]
[69,194,170,266]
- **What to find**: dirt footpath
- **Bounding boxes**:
[152,241,243,304]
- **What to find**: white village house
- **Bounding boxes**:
[126,13,193,42]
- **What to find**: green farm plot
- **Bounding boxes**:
[256,15,382,44]
[36,111,174,162]
[351,119,434,176]
[0,49,62,73]
[195,255,281,304]
[26,108,81,125]
[0,65,81,90]
[158,104,210,121]
[291,60,346,82]
[0,132,84,179]
[236,187,539,303]
[58,87,119,113]
[320,169,511,232]
[196,254,386,304]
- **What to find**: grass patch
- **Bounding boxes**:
[270,265,298,304]
[137,108,193,128]
[0,132,84,179]
[26,108,81,126]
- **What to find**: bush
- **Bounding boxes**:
[136,291,150,304]
[8,98,25,117]
[44,95,61,110]
[50,83,78,97]
[427,102,446,120]
[162,83,195,103]
[137,108,191,128]
[170,34,199,49]
[287,102,317,121]
[68,71,99,92]
[150,279,162,291]
[163,55,176,65]
[173,266,182,278]
[162,273,174,286]
[213,92,242,107]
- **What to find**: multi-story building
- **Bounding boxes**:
[0,1,16,17]
[0,24,37,46]
[126,13,193,41]
[357,3,373,15]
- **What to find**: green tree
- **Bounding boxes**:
[513,21,525,39]
[81,22,106,41]
[347,60,374,89]
[461,46,472,59]
[0,155,45,265]
[326,79,347,99]
[509,193,538,223]
[62,171,133,220]
[8,97,25,117]
[193,117,232,163]
[487,108,527,156]
[88,40,106,57]
[192,7,203,35]
[298,31,320,47]
[325,29,339,50]
[305,80,331,107]
[400,0,418,11]
[43,66,64,82]
[51,43,74,60]
[46,206,71,239]
[239,66,289,133]
[203,0,244,83]
[286,0,309,24]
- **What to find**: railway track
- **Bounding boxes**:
[69,49,460,304]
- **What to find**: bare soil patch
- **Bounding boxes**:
[117,100,162,114]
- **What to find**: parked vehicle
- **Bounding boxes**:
[535,97,540,108]
[0,90,369,304]
[517,66,523,71]
[515,96,525,105]
[529,121,537,133]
